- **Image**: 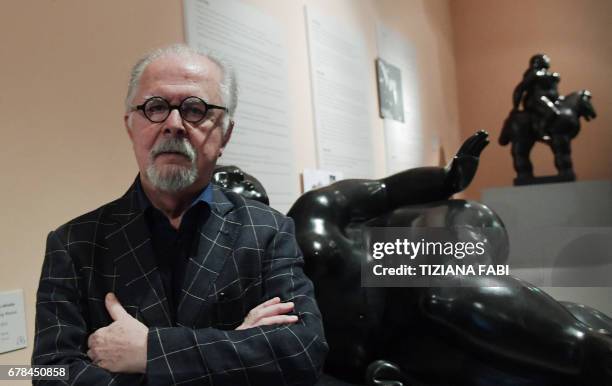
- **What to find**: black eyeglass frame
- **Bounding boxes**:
[133,96,228,124]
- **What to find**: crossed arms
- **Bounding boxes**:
[32,217,328,385]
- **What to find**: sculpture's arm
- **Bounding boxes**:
[382,166,448,210]
[383,131,489,210]
[289,132,488,230]
[512,72,534,110]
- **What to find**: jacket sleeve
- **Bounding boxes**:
[32,230,143,386]
[145,216,329,386]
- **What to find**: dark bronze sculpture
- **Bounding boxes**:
[213,133,612,385]
[212,164,270,205]
[499,54,597,185]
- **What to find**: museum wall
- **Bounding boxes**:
[450,0,612,198]
[0,0,461,368]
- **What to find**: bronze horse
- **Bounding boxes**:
[499,90,596,181]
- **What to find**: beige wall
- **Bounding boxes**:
[0,0,460,369]
[451,0,612,198]
[0,0,184,370]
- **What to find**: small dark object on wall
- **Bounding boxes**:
[376,58,405,123]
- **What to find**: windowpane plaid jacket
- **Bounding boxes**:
[32,180,328,385]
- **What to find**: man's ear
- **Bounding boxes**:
[220,120,234,150]
[124,113,134,141]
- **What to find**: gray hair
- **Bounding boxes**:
[125,44,238,131]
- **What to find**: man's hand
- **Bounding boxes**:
[236,297,298,330]
[87,293,149,373]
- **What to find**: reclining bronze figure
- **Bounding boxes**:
[214,131,611,385]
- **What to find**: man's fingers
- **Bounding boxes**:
[236,299,296,330]
[249,297,281,314]
[87,330,101,349]
[87,348,104,368]
[237,314,299,330]
[257,297,281,309]
[105,292,129,321]
[256,315,299,327]
[252,302,294,320]
[87,345,108,369]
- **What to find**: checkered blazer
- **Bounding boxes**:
[32,180,328,385]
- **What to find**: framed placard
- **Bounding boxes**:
[376,58,405,123]
[0,289,27,354]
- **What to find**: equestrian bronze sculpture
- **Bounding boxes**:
[499,54,597,185]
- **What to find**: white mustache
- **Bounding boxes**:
[150,138,196,162]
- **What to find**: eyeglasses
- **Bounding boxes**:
[133,96,228,124]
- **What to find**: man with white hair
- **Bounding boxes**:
[32,44,328,385]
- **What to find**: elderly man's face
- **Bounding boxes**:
[125,54,232,193]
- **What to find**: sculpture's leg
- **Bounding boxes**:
[411,278,612,385]
[511,138,535,179]
[551,135,575,178]
[376,201,611,385]
[535,96,560,138]
[381,275,612,385]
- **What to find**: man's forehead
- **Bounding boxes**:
[138,54,222,96]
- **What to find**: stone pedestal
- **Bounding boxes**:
[482,180,612,315]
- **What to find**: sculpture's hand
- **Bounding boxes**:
[445,130,489,194]
[236,297,298,330]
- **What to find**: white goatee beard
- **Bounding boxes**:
[145,137,198,192]
[146,163,198,192]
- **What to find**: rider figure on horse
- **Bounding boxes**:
[512,54,561,139]
[500,54,596,183]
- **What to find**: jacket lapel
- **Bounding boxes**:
[177,186,241,327]
[105,179,173,328]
